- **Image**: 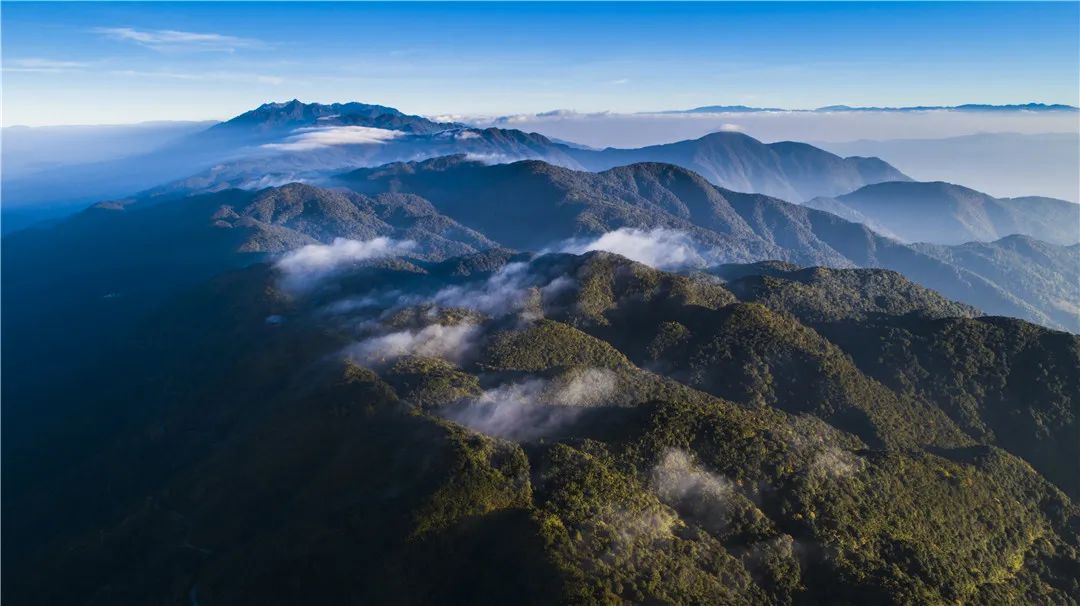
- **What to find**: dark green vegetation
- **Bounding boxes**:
[0,183,499,453]
[3,106,1078,604]
[807,181,1080,245]
[4,158,1076,522]
[4,249,1078,605]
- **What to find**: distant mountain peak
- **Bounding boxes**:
[256,98,305,111]
[213,100,454,136]
[695,130,758,142]
[806,179,1080,247]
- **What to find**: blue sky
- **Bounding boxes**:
[3,2,1078,126]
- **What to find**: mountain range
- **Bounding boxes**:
[4,155,1075,437]
[0,101,456,226]
[807,181,1080,245]
[563,133,910,201]
[13,100,1076,243]
[816,133,1080,202]
[339,156,1077,330]
[5,247,1077,604]
[3,99,1079,604]
[2,101,912,230]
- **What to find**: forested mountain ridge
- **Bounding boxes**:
[3,138,1078,605]
[4,249,1077,605]
[341,155,1074,330]
[4,157,1074,445]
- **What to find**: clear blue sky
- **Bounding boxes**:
[3,2,1078,125]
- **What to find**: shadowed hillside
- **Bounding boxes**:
[4,250,1077,605]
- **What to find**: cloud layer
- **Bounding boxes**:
[94,27,263,52]
[3,58,90,73]
[443,368,620,440]
[650,449,750,538]
[459,109,1080,148]
[347,322,482,366]
[275,236,415,292]
[558,228,711,270]
[263,126,405,151]
[428,262,542,318]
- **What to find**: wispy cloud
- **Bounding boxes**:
[442,368,620,441]
[347,322,483,367]
[108,69,284,85]
[3,58,90,73]
[460,109,1080,149]
[262,126,405,152]
[276,237,417,292]
[556,228,713,270]
[94,27,264,52]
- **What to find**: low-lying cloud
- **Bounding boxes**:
[347,322,482,366]
[429,262,541,318]
[276,236,415,292]
[558,228,712,270]
[263,126,405,152]
[809,446,864,480]
[787,426,866,481]
[651,449,739,535]
[458,109,1079,149]
[443,368,620,440]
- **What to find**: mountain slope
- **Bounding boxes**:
[5,157,1072,445]
[340,156,1058,328]
[4,160,1074,509]
[807,181,1080,245]
[4,101,912,232]
[0,183,500,455]
[5,250,1077,605]
[913,235,1080,332]
[566,131,910,200]
[1,100,460,220]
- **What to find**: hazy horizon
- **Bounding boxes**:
[4,2,1078,126]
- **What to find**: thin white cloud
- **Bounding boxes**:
[557,228,711,270]
[347,322,483,366]
[650,449,741,535]
[442,368,620,441]
[459,109,1080,148]
[429,262,539,318]
[94,27,264,52]
[262,126,405,152]
[109,69,284,85]
[276,237,416,292]
[3,58,90,73]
